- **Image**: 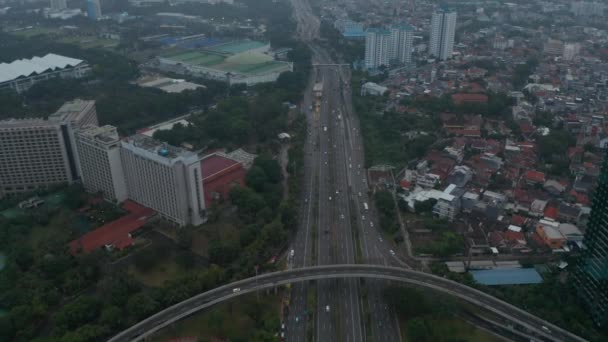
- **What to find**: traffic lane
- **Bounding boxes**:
[323,67,363,342]
[316,70,338,342]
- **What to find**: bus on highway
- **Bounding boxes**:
[363,202,369,211]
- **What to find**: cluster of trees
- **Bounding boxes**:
[536,128,576,176]
[486,273,608,341]
[354,88,439,167]
[402,91,514,119]
[206,154,291,279]
[0,184,228,341]
[374,190,400,234]
[383,286,469,342]
[512,57,540,88]
[320,22,365,63]
[417,231,464,258]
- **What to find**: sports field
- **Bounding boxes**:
[210,40,267,54]
[160,39,292,79]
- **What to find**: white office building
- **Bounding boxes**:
[75,125,128,202]
[120,135,205,226]
[50,0,67,10]
[389,24,414,65]
[571,1,606,17]
[563,43,581,61]
[429,6,457,60]
[365,28,391,69]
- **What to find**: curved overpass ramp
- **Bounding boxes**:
[110,264,586,342]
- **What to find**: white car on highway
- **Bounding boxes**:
[233,288,241,293]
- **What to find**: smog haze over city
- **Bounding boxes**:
[0,0,608,341]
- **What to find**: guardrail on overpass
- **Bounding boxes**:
[110,264,586,342]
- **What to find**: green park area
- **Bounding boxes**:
[11,26,60,38]
[58,36,119,50]
[385,286,501,342]
[150,294,282,342]
[399,318,501,342]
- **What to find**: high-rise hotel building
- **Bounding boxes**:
[575,153,608,326]
[429,6,457,61]
[120,135,205,226]
[75,125,128,203]
[0,99,97,197]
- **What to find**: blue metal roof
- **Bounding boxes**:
[471,268,543,286]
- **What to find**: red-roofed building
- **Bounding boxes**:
[504,230,526,245]
[400,179,412,190]
[69,200,156,255]
[544,206,559,220]
[525,170,546,185]
[569,189,590,206]
[451,93,488,105]
[201,154,246,207]
[511,214,528,227]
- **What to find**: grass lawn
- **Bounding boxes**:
[128,259,185,288]
[398,317,502,342]
[149,293,281,342]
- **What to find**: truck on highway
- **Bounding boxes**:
[363,202,369,211]
[314,82,323,98]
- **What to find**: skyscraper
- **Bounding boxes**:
[365,28,391,69]
[86,0,102,20]
[389,23,414,65]
[429,6,457,60]
[50,0,67,11]
[574,153,608,326]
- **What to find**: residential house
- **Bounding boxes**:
[446,165,473,188]
[558,202,581,223]
[544,180,566,195]
[525,170,546,185]
[536,218,566,249]
[433,184,463,221]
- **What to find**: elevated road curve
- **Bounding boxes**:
[110,264,586,342]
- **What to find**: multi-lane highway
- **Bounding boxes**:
[109,264,587,342]
[286,0,406,340]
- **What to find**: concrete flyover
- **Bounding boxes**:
[109,264,586,342]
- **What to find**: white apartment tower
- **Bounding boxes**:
[389,24,414,65]
[120,135,205,226]
[50,0,67,10]
[429,6,457,60]
[365,28,391,69]
[75,125,128,203]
